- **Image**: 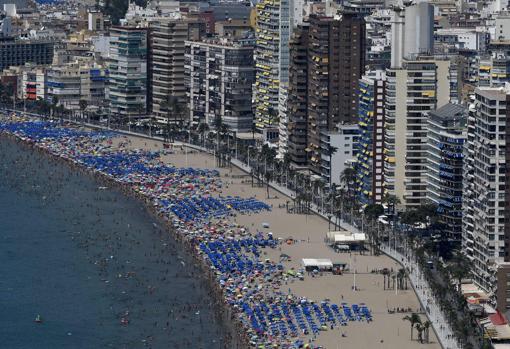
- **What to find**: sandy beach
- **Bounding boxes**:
[0,116,440,349]
[120,136,441,349]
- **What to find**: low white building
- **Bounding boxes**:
[319,124,359,186]
[435,28,488,52]
[495,13,510,41]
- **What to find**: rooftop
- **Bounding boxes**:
[429,103,467,121]
[476,86,510,100]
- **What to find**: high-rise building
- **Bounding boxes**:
[286,24,310,167]
[149,18,205,124]
[426,103,467,245]
[403,2,434,58]
[462,86,510,304]
[478,53,510,87]
[1,64,36,100]
[254,0,292,130]
[284,13,365,171]
[307,13,365,175]
[185,38,254,132]
[107,26,147,121]
[342,0,387,14]
[365,8,392,70]
[0,36,54,72]
[384,58,451,208]
[214,19,252,39]
[354,70,386,205]
[495,13,510,40]
[277,83,289,157]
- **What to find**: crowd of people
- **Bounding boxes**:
[0,115,373,348]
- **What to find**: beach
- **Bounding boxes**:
[134,138,442,349]
[0,133,234,348]
[0,116,440,348]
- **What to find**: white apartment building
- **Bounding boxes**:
[435,28,488,52]
[149,18,205,124]
[319,124,359,186]
[462,86,510,297]
[185,39,254,132]
[384,58,450,208]
[46,58,108,110]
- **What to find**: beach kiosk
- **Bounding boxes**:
[326,231,366,251]
[302,258,333,272]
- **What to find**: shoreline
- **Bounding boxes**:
[0,131,246,348]
[0,116,441,348]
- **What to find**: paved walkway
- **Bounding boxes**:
[380,244,460,349]
[2,109,459,349]
[228,157,459,349]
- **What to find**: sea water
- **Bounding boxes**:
[0,136,230,348]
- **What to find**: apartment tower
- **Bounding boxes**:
[384,58,451,208]
[185,39,254,132]
[306,13,365,175]
[107,26,147,121]
[286,24,310,167]
[462,86,510,301]
[354,70,386,205]
[254,0,292,130]
[426,103,467,245]
[149,18,205,124]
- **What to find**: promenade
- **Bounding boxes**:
[230,152,459,349]
[1,110,449,348]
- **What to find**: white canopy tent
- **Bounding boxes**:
[302,258,333,271]
[326,231,366,244]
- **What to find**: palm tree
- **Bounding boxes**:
[34,97,51,117]
[213,114,224,166]
[160,96,183,142]
[422,320,432,343]
[340,167,357,189]
[415,322,424,343]
[57,104,65,125]
[340,167,357,206]
[264,170,272,198]
[325,145,338,187]
[383,193,401,214]
[383,193,401,242]
[79,99,88,123]
[382,268,389,290]
[197,122,209,147]
[364,204,384,221]
[449,251,471,292]
[397,268,407,290]
[402,313,421,340]
[315,179,326,213]
[51,96,59,119]
[0,81,14,106]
